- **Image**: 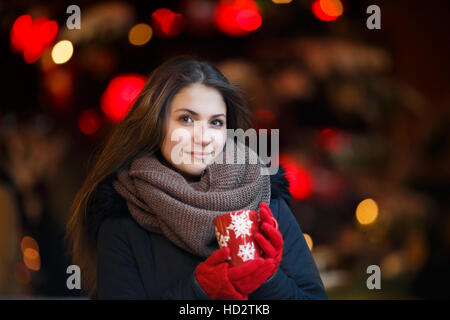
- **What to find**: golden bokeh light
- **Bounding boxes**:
[23,248,41,271]
[356,198,379,225]
[128,23,153,46]
[21,236,39,253]
[272,0,293,4]
[320,0,344,17]
[51,40,74,64]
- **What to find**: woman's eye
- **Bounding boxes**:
[180,115,193,123]
[211,119,224,127]
[179,115,224,127]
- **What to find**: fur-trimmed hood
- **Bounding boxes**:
[87,165,292,240]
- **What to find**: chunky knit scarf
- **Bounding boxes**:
[113,139,271,258]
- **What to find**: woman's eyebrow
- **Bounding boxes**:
[175,108,226,118]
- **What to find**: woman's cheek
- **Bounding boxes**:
[208,129,226,163]
[209,129,225,150]
[168,127,192,164]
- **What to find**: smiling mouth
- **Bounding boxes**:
[185,151,213,159]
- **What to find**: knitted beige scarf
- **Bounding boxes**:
[113,139,271,258]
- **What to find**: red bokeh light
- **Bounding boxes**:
[254,108,276,123]
[236,9,262,31]
[253,108,277,133]
[279,154,314,201]
[320,0,343,17]
[43,68,73,110]
[319,128,339,152]
[318,128,351,154]
[214,0,262,36]
[100,74,147,123]
[79,109,102,135]
[151,8,186,38]
[312,0,339,22]
[10,15,58,63]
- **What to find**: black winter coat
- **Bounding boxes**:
[87,166,328,299]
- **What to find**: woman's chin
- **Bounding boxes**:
[176,163,207,177]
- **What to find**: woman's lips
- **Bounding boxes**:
[185,151,213,160]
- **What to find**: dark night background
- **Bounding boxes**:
[0,0,449,299]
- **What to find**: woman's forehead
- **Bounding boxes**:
[170,84,226,115]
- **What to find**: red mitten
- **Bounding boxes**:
[254,201,284,267]
[194,247,247,300]
[228,257,276,296]
[228,202,284,296]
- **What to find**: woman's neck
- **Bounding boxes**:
[155,150,202,182]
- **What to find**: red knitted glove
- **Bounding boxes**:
[254,201,284,267]
[228,257,276,296]
[228,202,284,296]
[194,247,247,300]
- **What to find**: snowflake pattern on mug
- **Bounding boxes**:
[237,242,256,262]
[226,210,253,238]
[214,226,220,238]
[216,228,230,248]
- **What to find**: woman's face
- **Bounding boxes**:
[160,83,227,177]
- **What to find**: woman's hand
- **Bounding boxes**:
[254,201,283,267]
[194,247,247,300]
[228,201,284,296]
[228,257,276,296]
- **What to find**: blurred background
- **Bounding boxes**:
[0,0,449,299]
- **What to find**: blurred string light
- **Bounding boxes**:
[43,68,73,109]
[272,0,292,4]
[181,0,217,36]
[51,40,73,64]
[23,248,40,271]
[20,236,41,271]
[254,108,276,126]
[356,198,379,225]
[39,48,55,72]
[303,233,314,250]
[279,154,314,200]
[320,0,344,16]
[128,23,153,46]
[214,0,262,36]
[381,252,405,279]
[10,14,58,63]
[151,8,186,38]
[21,236,39,253]
[318,128,351,154]
[79,109,102,135]
[101,74,147,123]
[312,0,344,22]
[253,109,277,138]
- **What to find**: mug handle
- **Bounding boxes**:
[270,217,279,230]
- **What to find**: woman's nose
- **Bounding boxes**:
[193,120,213,147]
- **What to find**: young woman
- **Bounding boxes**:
[66,56,327,300]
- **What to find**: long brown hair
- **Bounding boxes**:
[65,55,254,296]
